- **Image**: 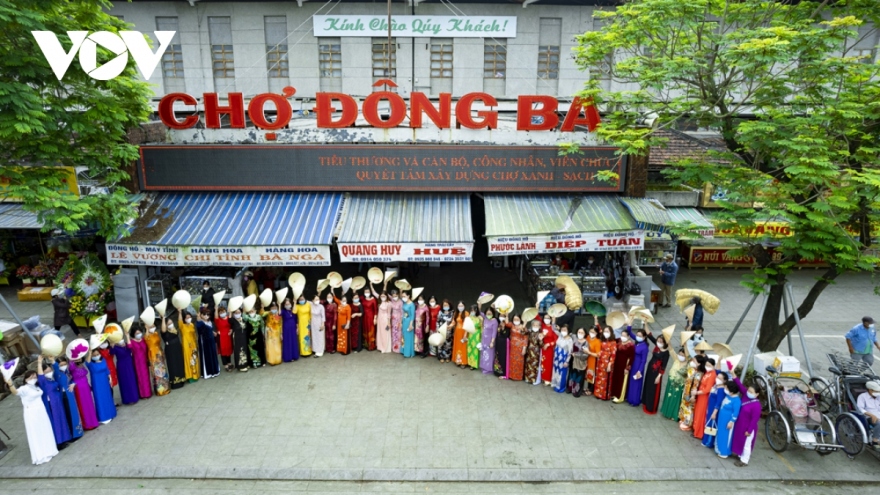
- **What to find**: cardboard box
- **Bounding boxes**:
[773,355,801,374]
[16,287,53,302]
[754,351,784,376]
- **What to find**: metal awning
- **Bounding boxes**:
[0,203,42,229]
[336,193,473,262]
[106,192,343,267]
[667,207,715,238]
[483,195,644,256]
[618,197,671,233]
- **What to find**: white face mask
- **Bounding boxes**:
[620,335,629,342]
[59,365,68,372]
[635,336,645,342]
[677,355,686,362]
[706,365,714,371]
[689,361,697,368]
[543,318,551,325]
[589,332,597,338]
[747,392,758,399]
[392,296,399,301]
[513,320,521,326]
[657,343,666,349]
[381,296,387,302]
[270,309,278,315]
[603,332,611,339]
[91,356,101,362]
[458,306,465,311]
[561,331,569,337]
[365,293,373,299]
[499,317,506,322]
[577,333,585,340]
[417,300,424,306]
[219,312,227,318]
[26,378,37,386]
[45,372,54,380]
[716,377,724,385]
[285,305,292,310]
[327,297,333,303]
[135,333,143,340]
[429,301,436,307]
[185,318,192,324]
[531,325,541,332]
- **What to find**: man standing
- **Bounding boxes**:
[846,317,879,367]
[658,253,678,308]
[856,381,880,449]
[51,289,80,336]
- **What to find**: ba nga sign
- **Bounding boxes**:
[313,15,516,38]
[488,230,645,256]
[338,242,474,263]
[139,145,626,193]
[106,244,331,267]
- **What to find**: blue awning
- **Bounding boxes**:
[107,192,343,267]
[618,197,670,233]
[0,203,42,229]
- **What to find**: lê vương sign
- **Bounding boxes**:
[313,15,517,38]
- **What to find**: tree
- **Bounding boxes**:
[573,0,880,351]
[0,0,153,238]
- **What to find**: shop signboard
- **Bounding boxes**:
[687,245,827,268]
[313,15,517,38]
[337,242,473,263]
[139,145,626,193]
[712,221,792,238]
[106,244,331,267]
[487,230,645,256]
[0,166,79,201]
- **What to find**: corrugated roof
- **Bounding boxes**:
[0,203,42,229]
[337,193,472,243]
[619,197,670,233]
[119,192,342,246]
[484,195,637,237]
[667,208,714,230]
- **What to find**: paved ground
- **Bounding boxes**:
[0,266,878,484]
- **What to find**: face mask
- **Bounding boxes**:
[45,372,54,380]
[417,300,424,306]
[543,318,551,324]
[678,355,686,362]
[443,306,450,311]
[354,299,361,304]
[747,392,757,400]
[91,356,101,362]
[658,343,666,349]
[327,297,333,302]
[458,306,465,311]
[26,378,37,386]
[299,300,305,305]
[429,301,436,307]
[716,377,724,385]
[706,365,714,371]
[486,314,494,320]
[314,300,321,305]
[219,312,227,318]
[59,365,68,372]
[285,305,292,310]
[499,317,506,322]
[513,320,521,325]
[203,286,210,291]
[100,342,108,349]
[871,324,876,329]
[135,333,143,340]
[271,309,278,315]
[365,293,373,299]
[635,336,645,343]
[561,331,569,337]
[392,296,399,301]
[620,335,629,342]
[381,297,388,302]
[531,326,540,332]
[689,362,697,368]
[577,333,585,339]
[589,332,596,338]
[185,318,192,324]
[148,327,156,333]
[234,314,242,320]
[603,332,611,339]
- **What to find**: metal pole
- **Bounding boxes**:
[786,283,814,378]
[386,0,392,86]
[782,287,793,355]
[0,293,40,349]
[741,289,770,382]
[726,292,759,345]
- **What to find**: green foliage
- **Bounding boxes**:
[0,0,153,238]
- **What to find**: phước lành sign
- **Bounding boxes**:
[106,244,332,267]
[313,15,517,38]
[487,231,646,256]
[337,242,474,263]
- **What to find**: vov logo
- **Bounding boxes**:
[32,31,176,81]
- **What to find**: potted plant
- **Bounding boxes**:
[31,263,49,286]
[16,265,32,286]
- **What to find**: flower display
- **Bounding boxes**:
[69,295,85,316]
[15,265,31,278]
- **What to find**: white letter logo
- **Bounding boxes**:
[31,31,176,81]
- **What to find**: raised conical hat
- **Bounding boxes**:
[632,308,655,323]
[661,325,675,344]
[606,311,627,329]
[384,270,397,283]
[104,323,124,344]
[548,303,567,318]
[154,299,168,317]
[341,278,352,295]
[412,287,424,300]
[190,295,202,312]
[494,295,514,314]
[40,334,63,357]
[65,339,89,361]
[629,306,646,314]
[395,279,411,291]
[437,322,448,338]
[213,290,226,306]
[327,272,343,288]
[351,276,366,291]
[477,292,494,305]
[695,340,713,351]
[684,304,696,321]
[139,306,155,324]
[712,342,734,359]
[89,332,108,350]
[463,316,477,334]
[536,291,550,308]
[680,330,696,345]
[259,289,273,308]
[521,307,539,323]
[317,279,330,293]
[275,287,289,304]
[585,300,606,317]
[228,296,244,313]
[723,353,743,372]
[243,294,257,312]
[121,316,135,333]
[288,272,306,291]
[368,267,383,284]
[92,314,108,334]
[172,290,191,310]
[428,333,444,347]
[1,357,20,381]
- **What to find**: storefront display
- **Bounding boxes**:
[638,232,676,267]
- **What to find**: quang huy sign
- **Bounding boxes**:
[313,15,517,38]
[106,243,331,267]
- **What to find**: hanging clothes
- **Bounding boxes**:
[401,299,416,358]
[230,317,250,371]
[178,317,200,381]
[37,374,71,446]
[161,326,187,389]
[110,344,139,405]
[376,299,393,354]
[295,300,313,357]
[144,327,170,396]
[86,358,117,423]
[14,383,58,465]
[480,316,498,374]
[508,324,528,381]
[361,294,378,351]
[281,306,300,362]
[263,311,283,366]
[128,337,153,399]
[593,339,617,400]
[69,361,99,430]
[52,362,83,440]
[551,335,573,392]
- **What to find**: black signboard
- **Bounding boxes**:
[138,145,626,192]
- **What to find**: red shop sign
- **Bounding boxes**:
[688,246,827,268]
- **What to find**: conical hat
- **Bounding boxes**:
[606,311,627,329]
[680,330,696,344]
[190,295,202,312]
[536,291,550,308]
[522,307,539,323]
[428,332,444,347]
[351,276,366,291]
[40,334,63,357]
[437,322,448,338]
[89,333,108,350]
[139,306,155,324]
[228,295,244,313]
[412,287,424,300]
[494,295,514,314]
[275,287,289,304]
[684,304,696,321]
[548,303,567,318]
[172,290,191,310]
[477,292,494,305]
[92,314,108,334]
[288,272,306,291]
[121,316,135,333]
[243,294,257,312]
[259,289,273,308]
[154,299,168,317]
[585,300,606,317]
[368,267,384,284]
[695,340,713,351]
[1,357,20,382]
[327,272,343,288]
[341,278,352,295]
[629,306,646,314]
[103,323,123,344]
[384,270,397,283]
[632,308,654,323]
[661,325,675,344]
[317,279,330,293]
[395,279,411,291]
[66,339,89,361]
[213,290,226,306]
[712,342,734,360]
[723,353,743,373]
[463,316,477,334]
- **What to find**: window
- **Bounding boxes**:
[209,17,234,80]
[853,48,876,63]
[430,39,453,78]
[156,17,184,92]
[537,45,560,80]
[318,38,342,78]
[265,16,288,78]
[372,38,397,79]
[483,40,506,79]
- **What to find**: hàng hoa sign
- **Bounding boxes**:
[158,84,601,132]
